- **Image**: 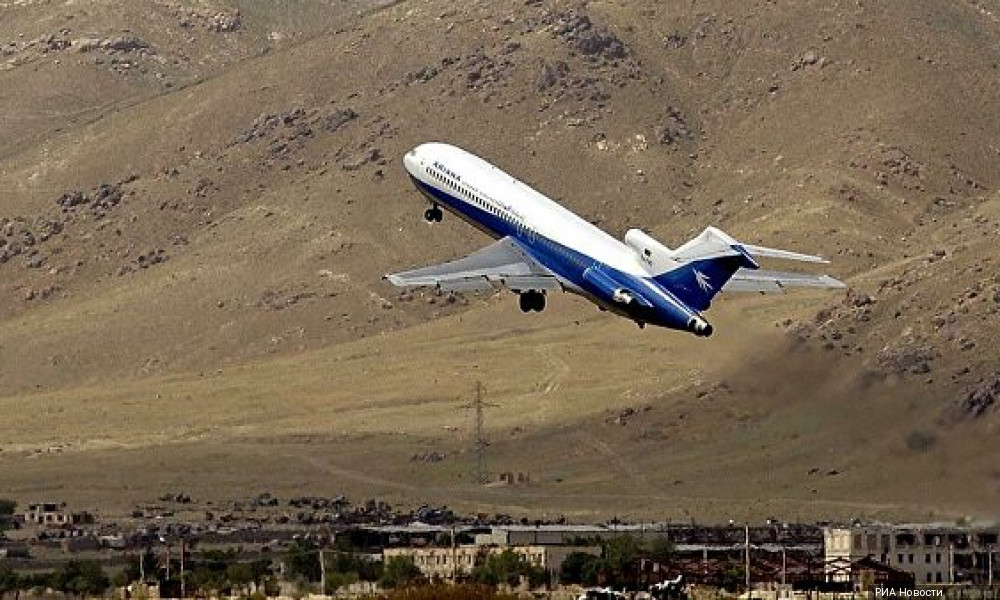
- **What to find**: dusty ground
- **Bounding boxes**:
[1,0,999,523]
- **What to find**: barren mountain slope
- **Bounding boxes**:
[1,0,998,522]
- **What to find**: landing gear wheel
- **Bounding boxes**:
[424,205,443,222]
[531,292,546,312]
[519,291,546,313]
[519,293,533,313]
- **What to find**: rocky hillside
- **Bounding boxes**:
[0,0,998,522]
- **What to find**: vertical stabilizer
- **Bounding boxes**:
[652,227,758,311]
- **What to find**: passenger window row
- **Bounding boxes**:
[426,167,580,268]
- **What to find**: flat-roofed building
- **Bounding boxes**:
[23,502,94,527]
[824,525,999,586]
[383,544,601,580]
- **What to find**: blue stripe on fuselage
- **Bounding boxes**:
[409,176,702,331]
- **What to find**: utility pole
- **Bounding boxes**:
[461,381,497,485]
[949,544,955,584]
[139,550,145,582]
[988,544,993,587]
[165,542,171,580]
[319,547,327,595]
[745,524,751,598]
[782,546,787,587]
[451,525,458,584]
[180,538,186,599]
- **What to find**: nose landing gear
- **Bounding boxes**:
[424,204,443,222]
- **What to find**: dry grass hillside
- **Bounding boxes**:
[1,0,999,523]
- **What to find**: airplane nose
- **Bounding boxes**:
[403,148,419,174]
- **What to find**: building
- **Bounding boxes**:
[824,525,999,586]
[23,502,94,527]
[0,540,29,559]
[475,524,677,546]
[383,544,601,580]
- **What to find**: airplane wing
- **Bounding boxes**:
[385,237,562,293]
[723,268,846,293]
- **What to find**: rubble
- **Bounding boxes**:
[0,217,64,266]
[663,32,687,50]
[235,108,310,144]
[545,10,630,62]
[403,64,439,85]
[207,12,242,33]
[102,36,151,53]
[654,107,694,146]
[161,1,242,33]
[459,48,514,91]
[411,451,447,463]
[956,373,1000,419]
[57,182,126,218]
[792,50,826,70]
[256,290,316,310]
[136,249,167,269]
[875,342,935,375]
[342,147,384,171]
[536,60,570,92]
[844,288,876,308]
[324,108,358,132]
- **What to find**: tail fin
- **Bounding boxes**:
[652,227,757,311]
[648,226,834,311]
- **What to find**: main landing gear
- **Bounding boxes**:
[518,290,546,313]
[424,204,443,223]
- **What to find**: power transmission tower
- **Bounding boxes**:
[461,381,497,484]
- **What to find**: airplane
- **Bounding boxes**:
[385,142,845,336]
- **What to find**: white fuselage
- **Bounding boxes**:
[403,142,648,279]
[401,142,716,334]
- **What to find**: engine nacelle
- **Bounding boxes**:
[582,266,650,307]
[624,229,678,274]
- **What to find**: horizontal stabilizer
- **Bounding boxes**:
[741,244,829,264]
[723,268,846,293]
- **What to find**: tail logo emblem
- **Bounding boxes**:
[694,269,712,292]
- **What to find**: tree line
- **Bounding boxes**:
[559,534,675,588]
[2,513,676,597]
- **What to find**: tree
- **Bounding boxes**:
[645,536,675,565]
[379,556,423,589]
[51,560,109,598]
[473,550,547,588]
[559,552,598,584]
[600,535,642,586]
[581,557,612,586]
[719,564,746,593]
[117,548,157,586]
[324,571,358,594]
[0,564,21,600]
[226,562,255,594]
[285,540,321,582]
[327,551,381,582]
[0,499,15,535]
[111,570,132,589]
[189,565,227,596]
